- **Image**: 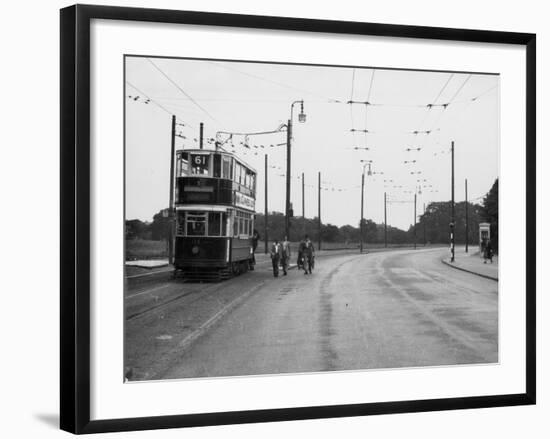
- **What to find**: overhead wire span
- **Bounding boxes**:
[364,69,376,148]
[349,69,357,148]
[147,58,222,126]
[126,80,184,121]
[206,61,343,104]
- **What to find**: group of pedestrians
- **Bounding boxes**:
[270,235,315,277]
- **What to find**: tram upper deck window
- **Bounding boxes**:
[234,162,242,185]
[222,156,232,179]
[186,212,206,236]
[213,154,221,178]
[190,154,210,176]
[244,169,255,190]
[178,152,190,176]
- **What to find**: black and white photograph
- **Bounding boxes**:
[124,56,500,382]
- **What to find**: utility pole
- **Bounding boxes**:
[384,192,387,248]
[168,115,176,265]
[199,122,204,149]
[285,119,292,240]
[423,203,427,246]
[360,172,365,253]
[318,171,321,251]
[302,172,305,236]
[414,193,417,250]
[264,154,268,254]
[450,140,455,262]
[465,178,469,253]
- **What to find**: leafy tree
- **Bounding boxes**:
[417,201,483,246]
[481,178,499,252]
[125,219,149,239]
[150,209,170,241]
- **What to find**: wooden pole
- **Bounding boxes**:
[264,154,268,254]
[384,192,387,248]
[465,178,469,253]
[318,171,321,251]
[414,193,417,250]
[451,140,455,262]
[285,119,291,239]
[168,115,176,265]
[360,172,364,253]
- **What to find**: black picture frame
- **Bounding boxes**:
[60,4,536,434]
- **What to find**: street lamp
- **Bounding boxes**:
[360,160,372,176]
[359,160,375,253]
[285,100,306,239]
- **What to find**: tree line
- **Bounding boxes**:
[126,178,498,250]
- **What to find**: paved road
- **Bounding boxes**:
[124,247,497,381]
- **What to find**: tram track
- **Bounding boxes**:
[125,273,258,322]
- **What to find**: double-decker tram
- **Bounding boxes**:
[173,149,257,280]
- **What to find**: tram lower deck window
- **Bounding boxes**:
[177,211,228,237]
[208,212,221,236]
[186,212,206,236]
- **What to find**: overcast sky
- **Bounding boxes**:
[125,56,499,230]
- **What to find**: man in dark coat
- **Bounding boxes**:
[302,235,315,275]
[484,239,493,264]
[270,239,282,277]
[281,236,291,276]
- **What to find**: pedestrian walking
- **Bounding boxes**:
[251,229,260,269]
[480,237,487,259]
[302,235,315,275]
[270,239,282,277]
[297,237,305,269]
[484,239,493,264]
[281,236,291,276]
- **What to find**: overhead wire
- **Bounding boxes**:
[206,61,343,104]
[349,69,357,148]
[147,58,222,126]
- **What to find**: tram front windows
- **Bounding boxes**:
[190,154,210,176]
[186,212,206,236]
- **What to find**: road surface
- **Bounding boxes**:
[124,247,497,381]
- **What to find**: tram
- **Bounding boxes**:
[173,149,257,280]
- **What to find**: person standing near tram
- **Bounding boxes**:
[281,236,291,276]
[302,235,315,275]
[297,236,305,269]
[270,239,282,277]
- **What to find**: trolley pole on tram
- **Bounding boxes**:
[168,114,176,265]
[264,154,268,254]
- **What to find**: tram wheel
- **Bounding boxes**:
[231,262,240,276]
